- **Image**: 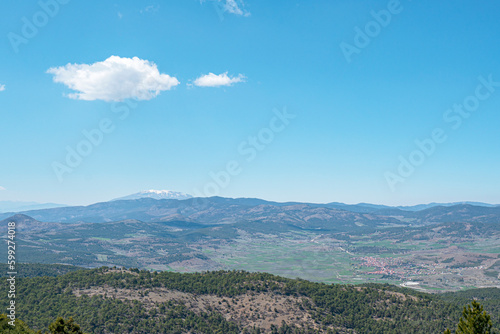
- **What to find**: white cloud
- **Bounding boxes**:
[141,4,160,14]
[193,72,246,87]
[224,0,245,15]
[0,84,5,91]
[47,56,179,102]
[117,12,123,19]
[0,186,5,190]
[201,0,250,17]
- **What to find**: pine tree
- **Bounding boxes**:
[46,317,85,334]
[444,300,493,334]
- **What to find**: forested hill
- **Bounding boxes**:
[0,263,82,278]
[1,266,499,333]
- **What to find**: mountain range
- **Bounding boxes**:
[3,189,497,218]
[2,192,499,291]
[1,194,499,228]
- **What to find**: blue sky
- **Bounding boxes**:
[1,0,499,206]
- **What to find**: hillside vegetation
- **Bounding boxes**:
[1,266,499,333]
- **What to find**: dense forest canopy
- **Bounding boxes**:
[1,265,499,333]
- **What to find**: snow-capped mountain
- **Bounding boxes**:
[112,190,193,201]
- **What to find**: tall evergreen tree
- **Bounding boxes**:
[444,300,493,334]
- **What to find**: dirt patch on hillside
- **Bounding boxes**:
[74,286,334,331]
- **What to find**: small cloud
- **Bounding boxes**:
[47,56,180,102]
[193,72,246,87]
[0,84,5,91]
[0,186,6,190]
[141,4,160,14]
[224,0,245,15]
[201,0,250,17]
[117,12,123,19]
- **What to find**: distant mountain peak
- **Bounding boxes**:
[0,213,37,223]
[0,214,40,230]
[112,190,193,201]
[0,201,67,213]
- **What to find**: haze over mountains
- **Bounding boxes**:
[3,189,497,217]
[0,190,499,227]
[0,200,66,213]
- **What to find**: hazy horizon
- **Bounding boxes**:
[1,190,499,209]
